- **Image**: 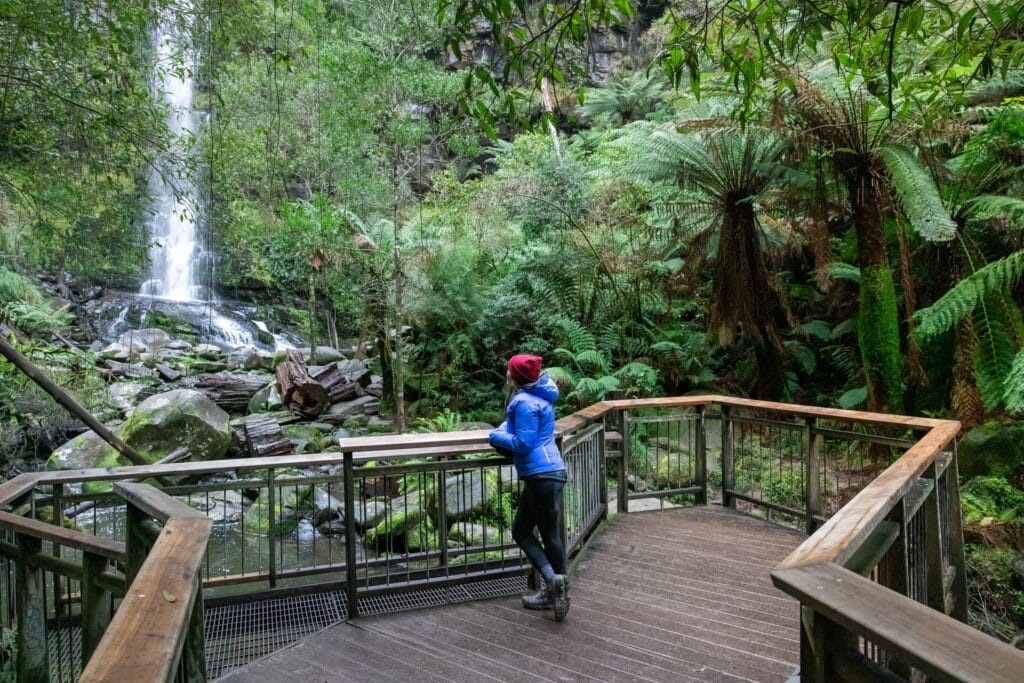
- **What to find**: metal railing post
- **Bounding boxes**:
[806,417,822,534]
[618,410,629,514]
[695,405,707,505]
[343,451,359,618]
[721,405,735,509]
[267,468,277,589]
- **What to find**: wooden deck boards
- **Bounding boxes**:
[218,506,803,682]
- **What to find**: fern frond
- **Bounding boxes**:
[878,145,956,241]
[545,366,577,390]
[552,318,596,354]
[839,387,867,409]
[1004,349,1024,413]
[800,320,831,341]
[967,195,1024,225]
[829,262,861,283]
[575,350,609,374]
[972,304,1016,411]
[830,319,858,339]
[913,250,1024,340]
[789,342,817,375]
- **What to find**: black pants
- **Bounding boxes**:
[512,475,566,576]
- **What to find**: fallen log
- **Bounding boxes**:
[275,350,329,418]
[241,415,294,458]
[311,364,360,403]
[197,372,270,413]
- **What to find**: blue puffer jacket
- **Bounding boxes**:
[489,373,565,477]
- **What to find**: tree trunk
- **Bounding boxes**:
[197,373,270,413]
[754,343,786,402]
[275,349,329,417]
[847,165,904,413]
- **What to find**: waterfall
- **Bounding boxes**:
[140,6,208,302]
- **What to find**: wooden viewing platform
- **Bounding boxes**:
[219,506,804,682]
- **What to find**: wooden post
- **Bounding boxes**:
[882,497,911,678]
[16,534,47,683]
[343,451,359,618]
[182,575,207,683]
[125,503,148,586]
[80,551,112,662]
[806,417,822,534]
[694,406,707,505]
[924,462,945,614]
[618,411,629,514]
[0,335,150,467]
[945,447,969,622]
[721,405,735,509]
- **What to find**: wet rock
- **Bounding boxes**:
[434,467,518,524]
[449,522,505,547]
[352,499,388,531]
[191,359,228,373]
[332,427,351,442]
[241,348,275,371]
[365,497,435,552]
[186,490,246,524]
[117,328,172,353]
[194,343,223,359]
[107,382,152,415]
[47,431,118,472]
[99,342,140,362]
[312,486,345,524]
[101,360,157,380]
[166,339,194,351]
[156,364,182,382]
[247,382,283,414]
[328,395,378,418]
[302,346,345,364]
[119,389,232,461]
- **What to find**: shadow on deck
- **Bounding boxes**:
[217,506,803,682]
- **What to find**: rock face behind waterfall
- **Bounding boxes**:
[47,389,231,471]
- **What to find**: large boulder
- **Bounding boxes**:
[433,466,519,525]
[302,346,345,364]
[118,389,232,462]
[47,430,119,471]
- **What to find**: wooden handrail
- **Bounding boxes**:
[776,421,960,570]
[771,562,1024,681]
[80,515,212,682]
[114,482,209,524]
[0,510,126,561]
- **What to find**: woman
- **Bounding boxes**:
[489,354,570,622]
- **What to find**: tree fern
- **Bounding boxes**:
[878,146,956,241]
[551,317,596,354]
[967,195,1024,225]
[972,304,1016,410]
[1003,349,1024,413]
[614,362,658,396]
[839,387,868,409]
[913,250,1024,341]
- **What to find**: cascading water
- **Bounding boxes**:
[139,7,209,302]
[127,10,293,350]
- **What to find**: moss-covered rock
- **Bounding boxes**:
[364,497,432,552]
[119,389,231,461]
[242,496,299,536]
[448,522,505,548]
[431,466,519,525]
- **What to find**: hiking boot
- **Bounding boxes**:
[521,587,550,610]
[550,574,570,622]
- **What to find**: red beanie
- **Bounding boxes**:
[508,354,542,386]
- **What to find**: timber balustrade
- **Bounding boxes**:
[1,396,1022,680]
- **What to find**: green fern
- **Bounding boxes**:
[828,262,861,283]
[913,250,1024,341]
[552,318,596,354]
[967,195,1024,225]
[1003,349,1024,413]
[613,362,658,396]
[878,146,957,241]
[839,387,868,409]
[972,304,1016,410]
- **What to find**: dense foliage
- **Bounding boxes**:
[2,0,1024,642]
